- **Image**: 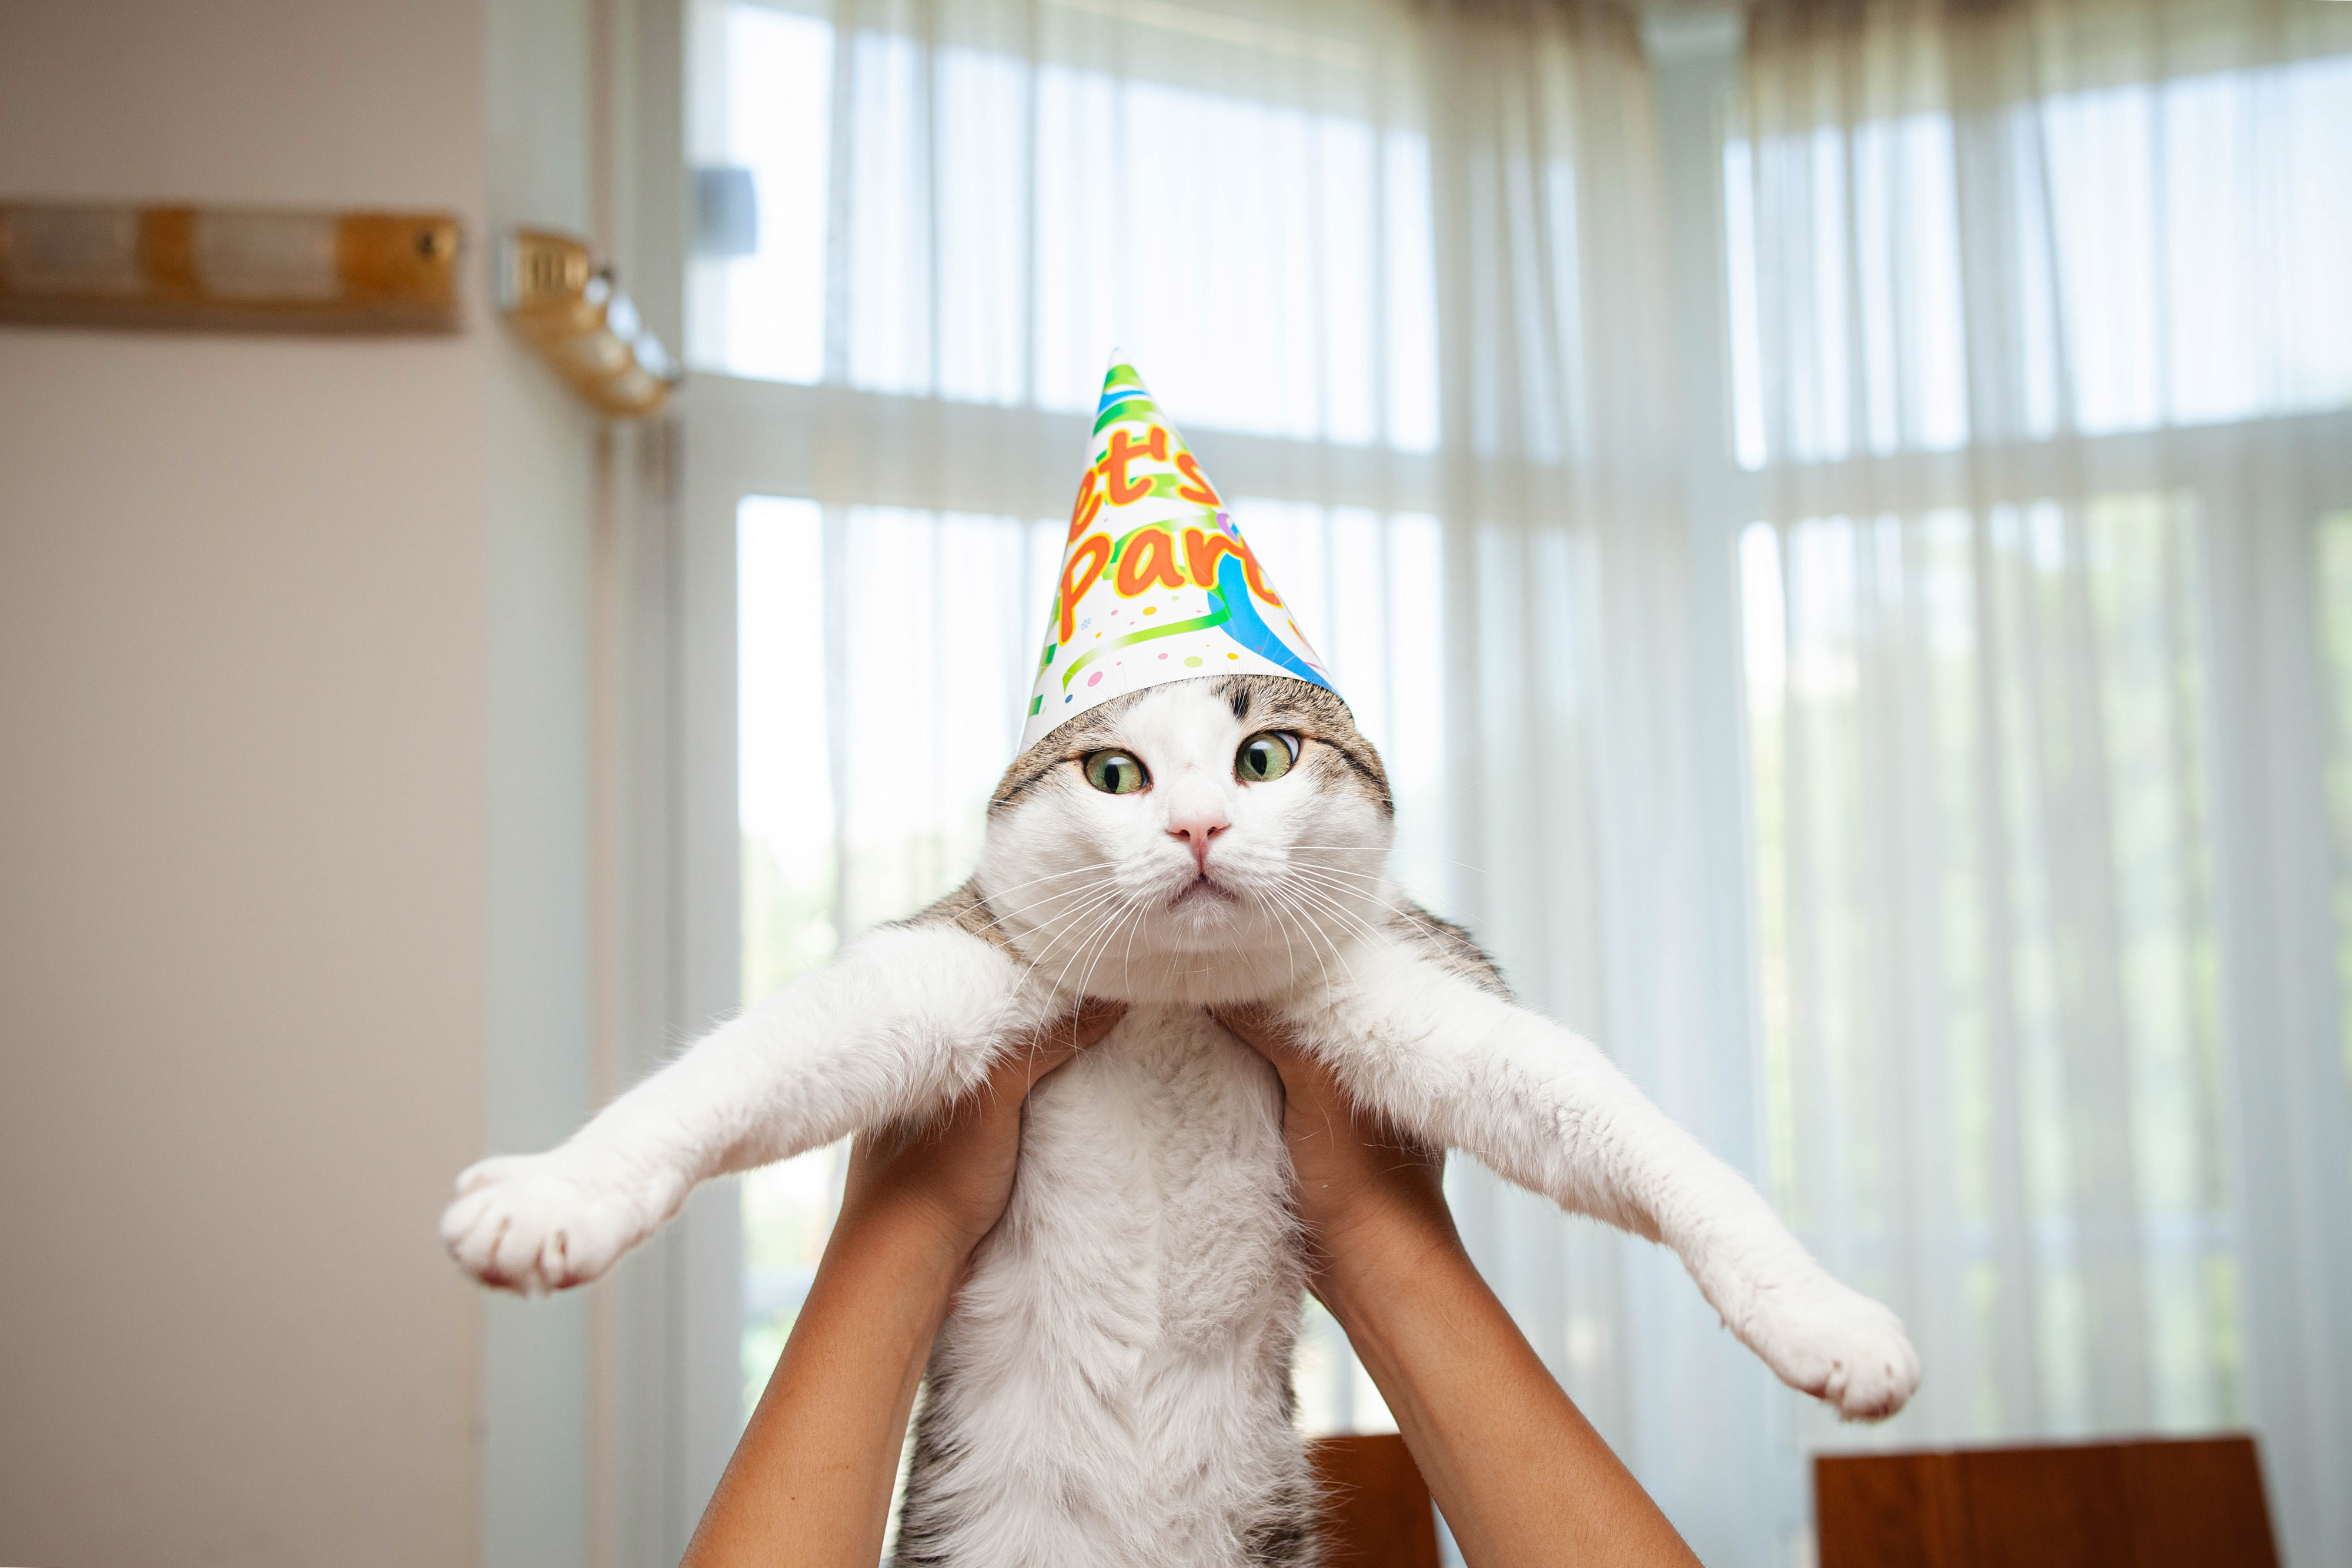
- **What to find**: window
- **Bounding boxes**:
[659,3,2352,1560]
[1741,499,2239,1439]
[1722,20,2352,1533]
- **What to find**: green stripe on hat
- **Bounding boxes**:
[1093,396,1158,433]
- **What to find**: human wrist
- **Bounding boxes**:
[863,1185,987,1266]
[1308,1185,1466,1330]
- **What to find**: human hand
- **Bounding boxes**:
[1215,1005,1703,1567]
[838,999,1125,1260]
[1211,1005,1457,1305]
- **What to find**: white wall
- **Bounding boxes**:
[0,2,605,1563]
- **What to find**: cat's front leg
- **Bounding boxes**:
[440,917,1048,1294]
[1283,944,1920,1422]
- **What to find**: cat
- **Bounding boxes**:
[442,672,1920,1567]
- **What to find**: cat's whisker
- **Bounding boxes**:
[1285,861,1438,931]
[1000,880,1129,973]
[1250,878,1323,992]
[1284,862,1394,907]
[965,882,1130,950]
[1281,858,1387,879]
[1118,883,1157,991]
[1297,891,1365,985]
[1257,875,1301,989]
[1267,884,1341,992]
[963,869,1128,932]
[990,879,1140,1019]
[1040,898,1134,993]
[1035,881,1147,1002]
[974,861,1120,903]
[1256,870,1352,986]
[1275,874,1386,970]
[1281,859,1409,897]
[1291,844,1491,877]
[1083,892,1152,1005]
[1056,888,1131,991]
[1063,888,1150,1007]
[1285,877,1400,958]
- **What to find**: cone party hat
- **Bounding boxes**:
[1021,357,1337,752]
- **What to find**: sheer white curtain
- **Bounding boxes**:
[1408,5,1800,1563]
[698,0,2352,1561]
[1730,1,2352,1562]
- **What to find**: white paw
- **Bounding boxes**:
[1745,1276,1920,1422]
[439,1149,681,1294]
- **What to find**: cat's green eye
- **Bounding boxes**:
[1084,750,1150,794]
[1235,731,1299,783]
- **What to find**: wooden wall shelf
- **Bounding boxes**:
[0,202,460,333]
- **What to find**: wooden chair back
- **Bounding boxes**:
[1816,1434,2278,1568]
[1308,1432,1441,1568]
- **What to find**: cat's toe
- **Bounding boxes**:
[1821,1313,1920,1421]
[542,1201,632,1288]
[441,1195,509,1282]
[442,1200,500,1286]
[489,1201,555,1291]
[441,1153,667,1293]
[440,1159,585,1293]
[1752,1281,1920,1422]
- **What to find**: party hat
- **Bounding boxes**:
[1020,356,1337,752]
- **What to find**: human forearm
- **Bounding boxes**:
[1319,1201,1701,1568]
[679,1002,1124,1567]
[681,1191,966,1568]
[1211,1002,1698,1567]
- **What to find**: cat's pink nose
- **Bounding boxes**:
[1167,817,1228,871]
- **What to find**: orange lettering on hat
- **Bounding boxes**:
[1059,533,1112,643]
[1174,452,1221,507]
[1183,527,1242,591]
[1116,527,1187,596]
[1104,427,1168,505]
[1182,526,1282,607]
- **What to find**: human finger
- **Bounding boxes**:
[1209,1003,1312,1074]
[1001,998,1126,1094]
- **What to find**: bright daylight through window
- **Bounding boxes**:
[689,1,2352,1560]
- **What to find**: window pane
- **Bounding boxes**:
[687,5,833,384]
[1739,500,2240,1443]
[1726,55,2352,467]
[687,1,1439,451]
[736,497,842,1420]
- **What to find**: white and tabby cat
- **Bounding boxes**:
[443,673,1919,1566]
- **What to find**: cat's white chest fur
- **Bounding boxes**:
[897,1007,1317,1568]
